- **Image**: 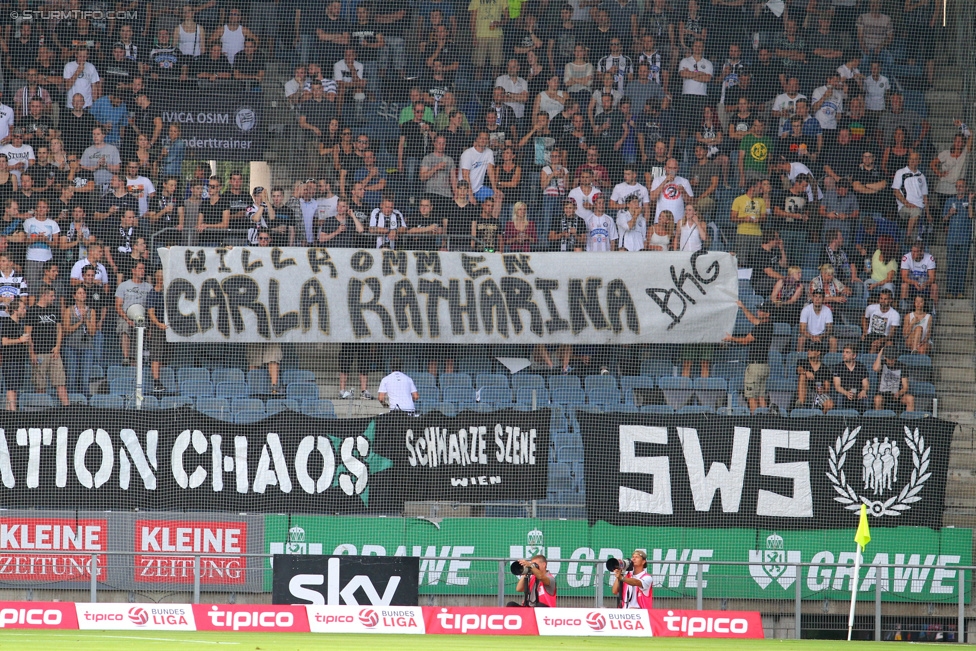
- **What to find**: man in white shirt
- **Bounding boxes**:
[334,47,367,115]
[297,181,320,245]
[459,132,498,202]
[616,194,647,252]
[811,73,845,132]
[677,39,712,133]
[798,289,836,352]
[284,64,310,107]
[863,61,889,121]
[315,179,339,224]
[63,47,101,109]
[771,77,806,133]
[369,197,408,249]
[585,195,618,251]
[609,166,649,216]
[70,242,110,286]
[0,128,34,180]
[891,151,930,240]
[862,288,900,353]
[649,158,693,222]
[494,59,529,122]
[567,170,600,222]
[899,241,939,310]
[377,358,419,412]
[124,161,156,216]
[0,92,14,144]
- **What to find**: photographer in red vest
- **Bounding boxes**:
[511,554,557,607]
[612,550,653,609]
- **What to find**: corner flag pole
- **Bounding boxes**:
[848,504,872,641]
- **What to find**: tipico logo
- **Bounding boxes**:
[748,533,801,590]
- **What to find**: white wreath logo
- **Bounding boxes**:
[826,426,931,517]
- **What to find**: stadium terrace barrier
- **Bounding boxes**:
[0,602,765,638]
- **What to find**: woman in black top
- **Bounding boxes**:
[1,299,29,411]
[196,182,229,246]
[448,182,479,251]
[495,147,522,204]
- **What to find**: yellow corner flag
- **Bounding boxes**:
[854,503,871,549]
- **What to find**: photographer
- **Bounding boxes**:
[611,550,653,609]
[509,555,557,608]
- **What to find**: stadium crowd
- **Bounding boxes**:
[0,0,964,416]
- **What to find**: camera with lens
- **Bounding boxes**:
[511,561,539,576]
[606,557,633,573]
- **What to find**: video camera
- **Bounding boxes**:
[511,561,539,576]
[606,557,633,573]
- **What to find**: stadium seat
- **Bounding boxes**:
[19,393,55,411]
[212,368,246,385]
[786,351,808,371]
[160,396,194,409]
[584,374,618,392]
[216,381,250,400]
[768,350,785,378]
[657,376,693,409]
[302,399,336,418]
[717,407,751,416]
[456,354,491,375]
[90,364,105,379]
[640,359,673,379]
[109,378,135,396]
[286,382,320,401]
[823,353,843,367]
[157,367,178,393]
[900,411,932,420]
[67,393,88,406]
[412,372,437,390]
[827,409,860,417]
[418,385,442,405]
[620,376,656,405]
[89,395,124,409]
[178,367,211,385]
[436,403,459,417]
[181,380,214,399]
[196,397,230,414]
[548,375,582,392]
[230,398,265,413]
[790,408,823,418]
[551,387,585,407]
[234,409,268,424]
[677,404,715,415]
[437,373,472,390]
[107,365,134,382]
[476,373,510,389]
[247,369,271,395]
[266,399,299,415]
[640,404,674,415]
[862,409,897,418]
[138,396,160,410]
[443,387,477,407]
[515,387,550,407]
[547,463,576,493]
[511,373,546,391]
[282,369,315,384]
[586,387,621,410]
[767,377,797,414]
[557,445,584,464]
[694,377,727,410]
[480,386,513,408]
[910,381,937,412]
[898,354,933,382]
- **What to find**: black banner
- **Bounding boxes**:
[272,555,420,605]
[580,414,954,529]
[0,407,548,512]
[156,91,264,160]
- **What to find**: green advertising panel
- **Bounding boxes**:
[264,516,971,603]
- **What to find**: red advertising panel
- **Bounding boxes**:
[423,607,539,636]
[134,520,246,584]
[306,606,425,634]
[535,608,652,636]
[193,605,309,632]
[75,603,196,630]
[649,609,764,638]
[0,518,107,581]
[0,602,78,629]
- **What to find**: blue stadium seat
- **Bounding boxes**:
[586,387,621,410]
[178,367,211,384]
[181,380,214,399]
[234,409,268,424]
[109,378,135,396]
[548,375,582,391]
[548,463,576,493]
[413,372,438,390]
[302,399,336,418]
[900,411,932,420]
[910,381,936,412]
[658,376,693,409]
[511,373,545,391]
[216,381,250,400]
[827,409,860,417]
[160,396,194,409]
[790,408,823,418]
[230,398,265,413]
[418,385,442,405]
[515,387,550,407]
[717,406,751,416]
[767,377,797,414]
[640,404,674,415]
[556,445,584,464]
[862,409,897,418]
[212,368,245,385]
[89,395,124,409]
[107,365,134,382]
[823,353,843,366]
[266,399,299,415]
[898,354,933,382]
[620,376,655,405]
[584,374,618,392]
[694,377,727,409]
[139,395,160,410]
[476,373,510,389]
[456,354,491,375]
[286,382,320,401]
[67,393,88,406]
[90,364,105,379]
[677,404,715,415]
[768,350,785,377]
[157,367,178,393]
[282,369,316,384]
[551,387,585,407]
[786,351,808,371]
[440,372,473,389]
[20,393,55,411]
[443,387,477,407]
[247,369,271,395]
[480,386,513,408]
[196,397,229,414]
[436,403,459,417]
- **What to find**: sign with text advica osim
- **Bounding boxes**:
[264,516,971,603]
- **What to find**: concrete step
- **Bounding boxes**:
[932,75,965,92]
[937,366,976,384]
[936,393,976,412]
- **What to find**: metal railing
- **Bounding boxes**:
[2,551,970,641]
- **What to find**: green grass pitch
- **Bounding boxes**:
[0,632,933,650]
